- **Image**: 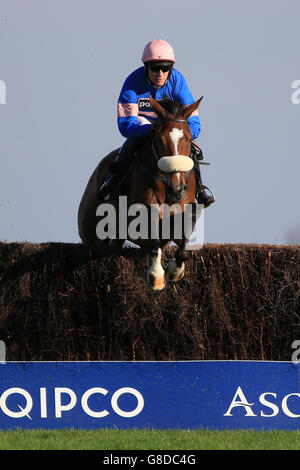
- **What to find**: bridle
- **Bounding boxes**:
[162,118,188,123]
[150,117,192,182]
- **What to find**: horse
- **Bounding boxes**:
[78,95,203,291]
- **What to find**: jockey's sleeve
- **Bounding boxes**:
[187,115,201,141]
[172,74,201,140]
[118,86,152,139]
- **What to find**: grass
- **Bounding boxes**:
[0,428,300,450]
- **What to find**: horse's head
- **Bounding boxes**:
[149,95,202,202]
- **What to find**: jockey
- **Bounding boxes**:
[99,39,215,207]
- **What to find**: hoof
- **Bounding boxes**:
[147,273,166,291]
[165,260,185,282]
[147,248,166,291]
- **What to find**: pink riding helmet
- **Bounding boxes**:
[142,39,176,64]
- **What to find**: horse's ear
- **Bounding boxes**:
[149,95,168,118]
[183,97,203,119]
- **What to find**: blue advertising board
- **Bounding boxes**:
[0,361,300,430]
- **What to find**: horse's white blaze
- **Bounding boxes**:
[170,128,184,155]
[157,127,194,173]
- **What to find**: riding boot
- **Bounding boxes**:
[191,144,215,208]
[98,138,141,201]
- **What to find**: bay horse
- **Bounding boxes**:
[78,95,203,291]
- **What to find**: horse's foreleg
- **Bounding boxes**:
[165,241,187,282]
[165,203,199,282]
[108,239,126,249]
[147,246,166,291]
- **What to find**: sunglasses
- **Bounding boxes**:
[148,64,172,73]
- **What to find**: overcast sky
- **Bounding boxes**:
[0,0,299,245]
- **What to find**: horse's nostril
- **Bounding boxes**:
[183,185,187,191]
